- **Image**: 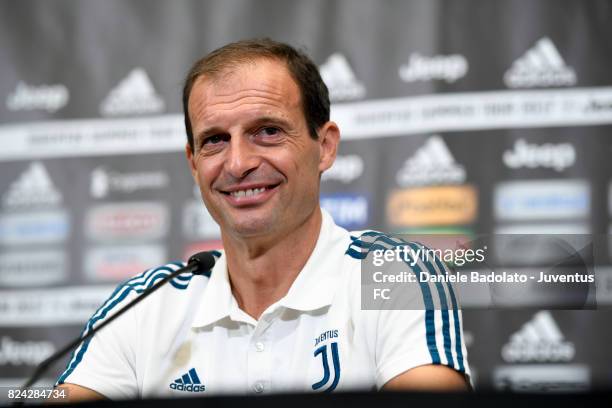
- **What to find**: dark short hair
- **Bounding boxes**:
[182,38,330,150]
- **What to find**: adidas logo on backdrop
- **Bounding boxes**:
[169,368,206,392]
[502,311,575,363]
[504,37,576,88]
[2,162,62,209]
[396,135,466,187]
[319,53,366,102]
[6,81,69,113]
[99,68,165,116]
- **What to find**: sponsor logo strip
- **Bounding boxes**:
[321,154,364,184]
[494,180,589,221]
[182,201,221,240]
[0,286,115,326]
[608,181,612,217]
[6,82,69,113]
[84,245,166,282]
[493,365,589,392]
[0,211,69,245]
[85,202,169,241]
[330,87,612,139]
[90,167,169,198]
[0,115,185,161]
[0,336,55,366]
[387,185,478,227]
[503,139,576,172]
[595,266,612,304]
[320,193,369,229]
[0,250,67,287]
[2,87,612,159]
[399,53,468,83]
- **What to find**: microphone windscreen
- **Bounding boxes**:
[188,251,216,274]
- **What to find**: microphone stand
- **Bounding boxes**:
[13,252,214,405]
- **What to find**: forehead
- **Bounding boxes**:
[188,58,302,126]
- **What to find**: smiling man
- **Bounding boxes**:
[56,39,470,401]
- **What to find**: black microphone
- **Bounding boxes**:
[16,252,216,398]
[187,251,217,275]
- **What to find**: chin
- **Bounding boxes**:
[226,216,277,237]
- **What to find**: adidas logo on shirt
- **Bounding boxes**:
[169,368,206,392]
[504,37,576,88]
[99,68,165,116]
[319,53,366,102]
[396,135,466,187]
[502,311,575,363]
[2,162,62,209]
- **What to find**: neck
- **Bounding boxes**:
[221,207,323,320]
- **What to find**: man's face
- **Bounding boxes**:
[186,58,337,241]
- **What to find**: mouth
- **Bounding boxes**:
[219,183,281,205]
[227,186,267,198]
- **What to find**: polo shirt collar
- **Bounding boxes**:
[192,210,345,328]
[192,254,236,328]
[276,210,343,312]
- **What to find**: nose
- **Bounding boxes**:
[224,136,260,179]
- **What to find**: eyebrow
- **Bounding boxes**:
[247,116,292,130]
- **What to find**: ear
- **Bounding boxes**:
[185,142,199,186]
[317,121,340,174]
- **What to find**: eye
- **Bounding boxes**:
[202,134,229,146]
[255,126,282,140]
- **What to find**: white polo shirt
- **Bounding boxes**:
[57,211,469,398]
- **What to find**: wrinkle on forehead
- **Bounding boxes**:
[191,88,292,116]
[188,60,303,130]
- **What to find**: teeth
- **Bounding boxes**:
[230,187,266,198]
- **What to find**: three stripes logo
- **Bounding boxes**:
[504,37,576,88]
[100,68,165,116]
[319,53,366,102]
[502,311,575,363]
[2,162,63,209]
[169,368,206,392]
[395,135,466,187]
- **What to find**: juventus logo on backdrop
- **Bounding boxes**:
[312,342,341,392]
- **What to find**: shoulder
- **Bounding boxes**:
[97,250,222,312]
[342,230,458,309]
[121,258,208,293]
[345,230,451,269]
[131,250,221,287]
[344,230,420,260]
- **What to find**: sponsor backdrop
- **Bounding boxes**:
[1,0,612,394]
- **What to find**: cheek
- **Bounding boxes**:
[194,160,220,191]
[291,148,322,193]
[281,151,318,182]
[303,147,322,177]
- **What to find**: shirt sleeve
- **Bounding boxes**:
[373,307,470,389]
[56,284,140,400]
[363,240,471,389]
